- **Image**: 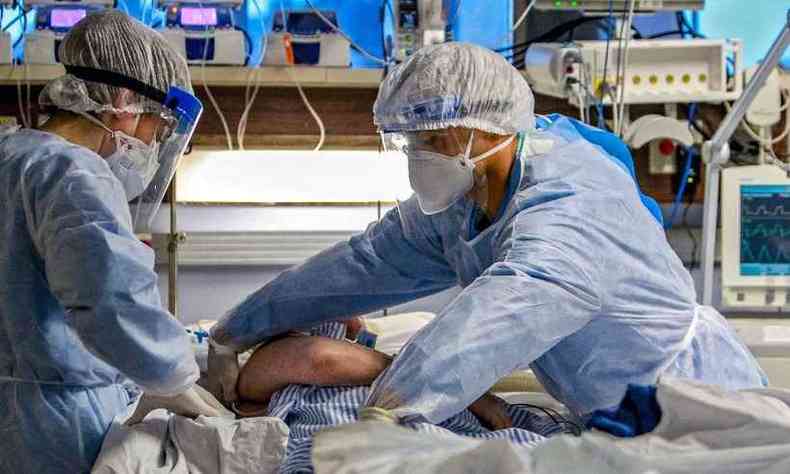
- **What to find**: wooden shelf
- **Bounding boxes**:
[0,64,383,88]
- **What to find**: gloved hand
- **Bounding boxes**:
[207,340,241,405]
[125,384,233,425]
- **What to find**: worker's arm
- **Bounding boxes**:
[365,206,601,424]
[33,156,199,397]
[211,196,458,352]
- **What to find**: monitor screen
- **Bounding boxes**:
[51,9,87,28]
[180,7,218,27]
[286,11,338,35]
[740,185,790,276]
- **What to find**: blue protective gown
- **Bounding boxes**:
[211,117,766,424]
[0,128,199,473]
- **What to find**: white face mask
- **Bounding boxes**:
[105,133,160,201]
[81,113,161,201]
[407,132,516,215]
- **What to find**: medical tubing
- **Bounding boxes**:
[498,0,536,46]
[278,2,325,151]
[666,147,695,230]
[290,70,325,152]
[197,0,233,150]
[237,0,268,150]
[616,0,636,137]
[1,11,24,32]
[303,0,389,66]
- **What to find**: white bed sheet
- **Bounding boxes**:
[313,377,790,474]
[92,411,289,474]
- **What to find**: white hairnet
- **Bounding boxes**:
[373,42,535,135]
[39,10,191,115]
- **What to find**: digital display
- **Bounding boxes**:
[287,12,337,35]
[51,9,87,28]
[740,185,790,276]
[180,7,218,26]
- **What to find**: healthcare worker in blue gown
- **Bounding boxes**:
[209,43,767,425]
[0,11,226,473]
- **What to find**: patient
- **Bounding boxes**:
[235,320,513,430]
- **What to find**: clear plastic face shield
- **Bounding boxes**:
[62,65,203,233]
[130,87,202,232]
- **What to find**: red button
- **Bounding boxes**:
[658,139,675,156]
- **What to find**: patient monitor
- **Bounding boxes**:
[721,165,790,309]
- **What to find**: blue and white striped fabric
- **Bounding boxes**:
[267,322,564,473]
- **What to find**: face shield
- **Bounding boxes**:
[381,127,517,216]
[62,65,203,233]
[130,87,202,232]
[380,129,469,158]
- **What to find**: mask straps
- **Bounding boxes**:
[78,111,143,144]
[468,133,517,164]
[78,111,115,136]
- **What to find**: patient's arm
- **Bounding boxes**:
[236,334,512,430]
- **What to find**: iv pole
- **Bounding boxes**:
[168,172,186,320]
[699,11,790,306]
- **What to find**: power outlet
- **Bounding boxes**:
[649,139,677,175]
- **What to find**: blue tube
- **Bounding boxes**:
[665,147,694,230]
[665,104,698,230]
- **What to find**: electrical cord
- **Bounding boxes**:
[236,0,268,150]
[512,0,537,33]
[197,0,233,150]
[11,7,26,50]
[498,15,643,53]
[1,11,24,32]
[676,12,705,39]
[647,29,684,39]
[16,71,28,128]
[666,146,696,230]
[303,0,389,66]
[280,2,324,152]
[502,17,605,65]
[380,0,394,70]
[599,0,614,127]
[725,92,790,146]
[682,202,698,268]
[292,73,326,152]
[511,403,583,436]
[25,60,30,126]
[615,0,636,137]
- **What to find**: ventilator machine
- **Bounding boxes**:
[159,0,246,65]
[24,0,112,64]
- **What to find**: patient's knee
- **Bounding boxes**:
[300,338,351,382]
[237,336,350,401]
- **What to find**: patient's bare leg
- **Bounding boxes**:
[236,334,512,430]
[236,335,392,410]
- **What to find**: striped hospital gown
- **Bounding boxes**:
[267,322,564,473]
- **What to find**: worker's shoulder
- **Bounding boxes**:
[1,128,109,177]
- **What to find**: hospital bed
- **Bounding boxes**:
[94,311,790,474]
